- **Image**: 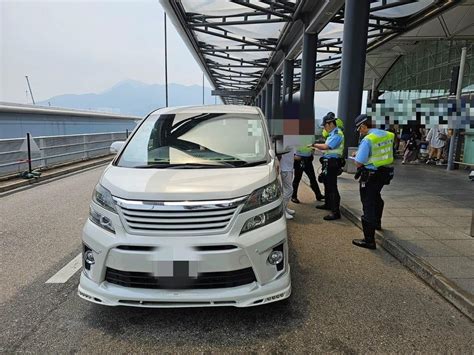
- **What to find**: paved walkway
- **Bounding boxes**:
[306,158,474,319]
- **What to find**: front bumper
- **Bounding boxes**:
[78,201,291,308]
[78,267,291,308]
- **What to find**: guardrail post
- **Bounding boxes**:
[126,129,129,138]
[26,132,32,173]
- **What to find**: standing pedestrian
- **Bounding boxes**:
[291,144,324,204]
[352,114,395,250]
[277,142,296,220]
[310,112,345,220]
[426,125,447,165]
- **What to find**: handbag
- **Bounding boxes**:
[438,131,448,141]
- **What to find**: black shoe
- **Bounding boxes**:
[291,197,300,204]
[323,212,341,221]
[316,195,325,201]
[316,204,331,210]
[352,239,376,250]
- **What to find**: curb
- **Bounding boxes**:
[0,156,112,195]
[339,204,474,322]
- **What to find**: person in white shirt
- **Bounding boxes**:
[426,126,447,165]
[278,144,296,220]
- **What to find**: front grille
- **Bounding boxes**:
[105,267,256,289]
[114,196,246,235]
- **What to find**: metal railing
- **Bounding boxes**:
[0,131,129,177]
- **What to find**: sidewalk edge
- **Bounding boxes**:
[340,204,474,322]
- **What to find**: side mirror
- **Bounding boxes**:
[110,141,125,154]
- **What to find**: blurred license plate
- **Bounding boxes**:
[153,260,198,278]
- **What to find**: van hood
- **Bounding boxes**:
[101,162,277,201]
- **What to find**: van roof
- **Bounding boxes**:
[150,105,261,116]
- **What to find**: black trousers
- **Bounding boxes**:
[324,162,340,213]
[359,173,385,228]
[292,156,323,199]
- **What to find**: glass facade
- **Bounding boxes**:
[379,40,474,93]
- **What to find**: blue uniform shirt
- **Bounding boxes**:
[355,128,387,170]
[323,127,343,159]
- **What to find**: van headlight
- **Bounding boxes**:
[242,180,281,212]
[92,184,116,212]
[89,205,115,233]
[241,205,283,235]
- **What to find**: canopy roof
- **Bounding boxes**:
[316,0,474,91]
[161,0,464,104]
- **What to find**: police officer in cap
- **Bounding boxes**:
[310,112,345,220]
[352,114,395,249]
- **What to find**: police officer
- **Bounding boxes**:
[352,114,395,249]
[311,112,345,221]
[292,142,324,204]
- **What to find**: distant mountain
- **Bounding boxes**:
[38,79,334,120]
[38,79,217,117]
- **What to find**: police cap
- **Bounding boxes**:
[355,114,370,131]
[320,112,337,127]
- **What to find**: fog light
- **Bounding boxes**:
[84,250,95,265]
[268,250,283,265]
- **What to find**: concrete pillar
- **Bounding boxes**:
[265,83,273,120]
[272,74,282,136]
[272,73,282,121]
[283,59,294,105]
[337,0,370,152]
[300,32,317,121]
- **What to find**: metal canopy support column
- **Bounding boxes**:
[272,73,282,122]
[283,59,294,105]
[300,32,317,121]
[262,88,267,115]
[265,83,273,120]
[337,0,370,153]
[447,46,467,171]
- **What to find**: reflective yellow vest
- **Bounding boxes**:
[325,128,345,157]
[365,131,395,167]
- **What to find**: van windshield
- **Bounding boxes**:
[116,112,269,168]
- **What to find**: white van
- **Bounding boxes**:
[78,105,291,307]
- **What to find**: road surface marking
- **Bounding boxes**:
[46,253,82,283]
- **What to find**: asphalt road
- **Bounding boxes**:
[1,166,473,353]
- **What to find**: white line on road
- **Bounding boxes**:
[46,253,82,284]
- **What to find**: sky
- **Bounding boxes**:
[0,0,345,114]
[0,0,210,103]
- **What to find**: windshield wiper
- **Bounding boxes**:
[235,160,268,167]
[133,162,231,169]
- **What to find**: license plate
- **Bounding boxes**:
[153,260,198,278]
